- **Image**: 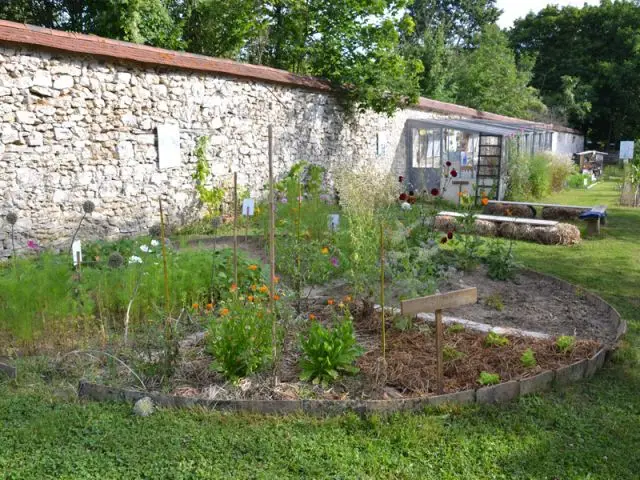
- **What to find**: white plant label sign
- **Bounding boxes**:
[72,240,82,266]
[620,141,634,160]
[328,214,340,231]
[242,198,255,216]
[157,124,181,169]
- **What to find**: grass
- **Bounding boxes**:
[1,181,639,479]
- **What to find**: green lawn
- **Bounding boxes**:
[1,181,639,479]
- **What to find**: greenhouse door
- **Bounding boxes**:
[406,125,442,192]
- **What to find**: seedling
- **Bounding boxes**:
[447,323,465,334]
[484,332,509,347]
[484,294,504,311]
[520,348,537,368]
[478,371,500,385]
[443,345,464,362]
[556,335,576,353]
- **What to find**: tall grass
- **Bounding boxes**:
[506,149,574,200]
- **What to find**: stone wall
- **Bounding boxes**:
[0,44,457,256]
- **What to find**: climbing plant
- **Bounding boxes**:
[192,136,225,219]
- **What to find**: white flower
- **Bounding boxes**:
[150,239,160,247]
[401,202,412,211]
[140,244,151,253]
[128,255,143,265]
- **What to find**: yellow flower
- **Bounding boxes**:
[259,285,269,294]
[220,308,230,316]
[338,302,345,309]
[247,295,254,302]
[248,264,258,271]
[343,295,352,303]
[321,247,329,255]
[273,275,280,284]
[251,284,257,292]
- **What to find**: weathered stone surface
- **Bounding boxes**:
[555,359,587,386]
[427,389,476,406]
[53,75,74,90]
[0,358,16,379]
[519,370,554,396]
[585,349,607,379]
[15,111,36,125]
[476,380,520,404]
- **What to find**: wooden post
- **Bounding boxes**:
[233,172,238,287]
[435,309,443,394]
[268,125,277,385]
[401,287,478,395]
[380,224,386,360]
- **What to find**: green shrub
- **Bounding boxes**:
[447,323,465,334]
[299,308,364,387]
[520,348,537,368]
[567,172,592,189]
[485,239,519,281]
[478,371,500,385]
[549,155,575,192]
[484,293,504,311]
[528,153,552,199]
[206,297,278,381]
[484,332,509,347]
[556,335,576,353]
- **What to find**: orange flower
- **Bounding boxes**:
[247,295,255,302]
[343,295,352,303]
[248,264,258,271]
[309,313,316,320]
[251,284,257,292]
[321,247,329,255]
[206,303,213,311]
[273,294,280,301]
[481,197,489,206]
[220,308,230,316]
[192,303,199,309]
[230,283,238,292]
[273,275,280,284]
[327,299,335,305]
[259,285,269,294]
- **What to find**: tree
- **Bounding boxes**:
[408,0,501,47]
[509,1,640,146]
[452,24,546,119]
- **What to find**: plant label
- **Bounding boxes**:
[242,198,255,216]
[328,214,340,231]
[72,240,82,266]
[620,141,634,160]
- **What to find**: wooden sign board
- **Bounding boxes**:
[401,287,477,395]
[401,287,477,316]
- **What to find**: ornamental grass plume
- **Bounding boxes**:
[6,211,17,263]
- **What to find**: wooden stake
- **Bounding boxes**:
[435,309,444,394]
[233,172,238,287]
[159,199,170,315]
[296,180,302,312]
[380,224,386,360]
[268,125,277,385]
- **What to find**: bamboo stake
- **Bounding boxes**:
[380,224,386,360]
[268,125,277,385]
[296,179,302,312]
[233,172,238,287]
[435,309,444,395]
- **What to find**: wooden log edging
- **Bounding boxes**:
[77,271,626,416]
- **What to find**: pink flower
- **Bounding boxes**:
[27,240,39,250]
[330,257,339,268]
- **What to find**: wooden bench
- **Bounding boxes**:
[437,211,558,227]
[579,205,608,235]
[488,200,590,210]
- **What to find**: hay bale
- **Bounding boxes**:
[535,223,581,245]
[483,203,536,218]
[498,222,519,239]
[497,222,537,241]
[434,215,457,232]
[474,220,497,237]
[541,207,587,221]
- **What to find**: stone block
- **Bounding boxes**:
[476,380,520,404]
[519,370,554,396]
[0,359,16,379]
[585,349,607,379]
[555,359,587,386]
[53,75,74,90]
[27,132,43,147]
[33,69,52,88]
[16,111,36,125]
[427,389,476,406]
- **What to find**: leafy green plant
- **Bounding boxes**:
[206,296,278,381]
[192,136,225,219]
[451,193,484,272]
[443,345,464,362]
[478,371,500,386]
[447,323,465,334]
[567,172,593,189]
[484,332,509,347]
[299,308,364,387]
[393,315,414,332]
[484,293,504,311]
[485,239,519,281]
[556,335,576,353]
[520,348,537,368]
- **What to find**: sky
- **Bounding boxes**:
[496,0,601,28]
